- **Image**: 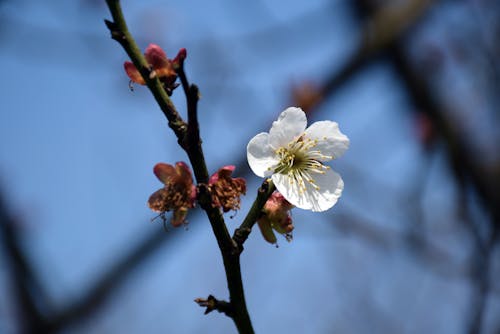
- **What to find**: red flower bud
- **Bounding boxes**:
[124,44,183,95]
[172,48,187,70]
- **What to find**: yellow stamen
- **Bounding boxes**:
[273,136,330,193]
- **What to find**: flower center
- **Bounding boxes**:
[273,136,332,193]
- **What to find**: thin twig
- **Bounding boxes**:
[233,179,275,251]
[194,295,233,316]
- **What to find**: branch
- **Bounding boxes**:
[104,2,270,332]
[233,179,275,250]
[176,60,209,184]
[194,295,233,317]
[62,2,442,331]
[351,1,500,331]
[102,2,444,332]
[0,2,453,333]
[295,0,435,113]
[104,1,231,251]
[0,192,51,333]
[47,227,170,332]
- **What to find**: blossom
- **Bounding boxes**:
[257,191,294,244]
[124,44,186,95]
[148,162,196,227]
[247,107,349,212]
[209,165,246,212]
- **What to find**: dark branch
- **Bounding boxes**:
[0,192,51,333]
[195,295,233,317]
[233,179,275,251]
[48,227,170,332]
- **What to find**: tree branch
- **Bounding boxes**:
[47,227,170,332]
[0,192,51,333]
[194,295,233,317]
[104,2,276,332]
[233,179,275,251]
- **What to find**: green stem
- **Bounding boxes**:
[233,180,276,249]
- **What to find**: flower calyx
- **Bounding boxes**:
[124,44,186,95]
[257,191,294,245]
[148,161,197,227]
[208,165,246,213]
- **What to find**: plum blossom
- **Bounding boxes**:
[257,191,294,244]
[148,162,196,227]
[124,44,186,95]
[247,107,349,212]
[209,165,246,213]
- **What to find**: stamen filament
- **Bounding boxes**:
[274,135,330,192]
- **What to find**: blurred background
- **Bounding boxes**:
[0,0,499,333]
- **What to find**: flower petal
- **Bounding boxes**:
[268,107,307,149]
[144,44,169,70]
[153,163,176,184]
[124,61,145,84]
[174,161,193,184]
[247,133,279,177]
[209,165,236,185]
[257,217,278,244]
[304,121,349,160]
[148,188,169,212]
[272,168,343,212]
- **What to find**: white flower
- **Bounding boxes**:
[247,107,349,212]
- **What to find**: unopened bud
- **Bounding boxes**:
[257,191,294,244]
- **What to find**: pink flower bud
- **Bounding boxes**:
[172,48,187,69]
[123,44,181,95]
[257,191,294,244]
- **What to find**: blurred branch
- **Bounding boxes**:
[294,0,435,113]
[47,226,170,332]
[293,0,500,330]
[333,209,500,291]
[78,1,499,332]
[353,1,500,333]
[389,43,500,226]
[0,192,52,333]
[385,16,499,334]
[52,1,469,332]
[467,231,497,334]
[359,0,433,54]
[3,1,480,333]
[389,43,499,333]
